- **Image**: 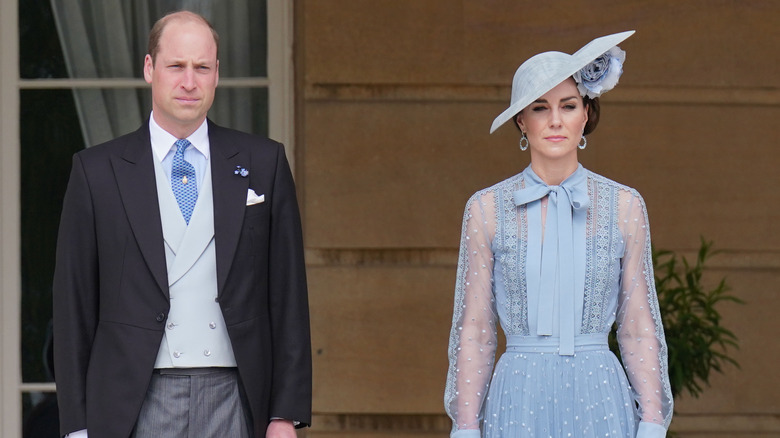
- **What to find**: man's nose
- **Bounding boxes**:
[181,68,196,90]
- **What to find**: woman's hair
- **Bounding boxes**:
[513,95,601,136]
[583,96,600,135]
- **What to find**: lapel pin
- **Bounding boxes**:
[234,166,249,177]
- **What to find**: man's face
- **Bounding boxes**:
[143,19,219,138]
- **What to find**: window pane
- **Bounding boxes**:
[23,392,60,437]
[20,89,85,384]
[246,0,269,77]
[21,1,269,80]
[211,87,269,138]
[19,0,69,79]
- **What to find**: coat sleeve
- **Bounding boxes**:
[52,153,100,435]
[266,144,313,427]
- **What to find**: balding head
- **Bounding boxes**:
[147,10,219,65]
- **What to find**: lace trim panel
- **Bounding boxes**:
[581,175,616,333]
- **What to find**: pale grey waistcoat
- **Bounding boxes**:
[152,155,237,368]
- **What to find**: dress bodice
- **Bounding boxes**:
[444,165,673,437]
[492,165,625,340]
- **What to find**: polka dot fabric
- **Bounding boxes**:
[171,139,198,224]
[445,166,673,438]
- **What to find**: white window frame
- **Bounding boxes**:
[0,1,293,436]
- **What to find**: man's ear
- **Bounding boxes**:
[143,54,154,84]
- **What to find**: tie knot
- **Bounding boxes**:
[175,139,191,154]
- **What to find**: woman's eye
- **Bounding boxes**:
[532,106,546,112]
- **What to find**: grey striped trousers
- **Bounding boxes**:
[132,368,251,438]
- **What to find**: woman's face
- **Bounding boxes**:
[516,78,588,164]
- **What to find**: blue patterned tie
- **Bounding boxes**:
[171,139,198,224]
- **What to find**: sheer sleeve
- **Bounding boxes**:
[616,190,673,436]
[444,191,498,437]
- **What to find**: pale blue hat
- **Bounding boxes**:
[490,30,634,133]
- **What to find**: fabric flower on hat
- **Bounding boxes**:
[573,46,626,99]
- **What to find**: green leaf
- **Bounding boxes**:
[610,237,744,402]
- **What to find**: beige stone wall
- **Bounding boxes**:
[295,1,780,436]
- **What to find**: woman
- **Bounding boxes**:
[444,31,673,438]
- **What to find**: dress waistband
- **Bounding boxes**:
[506,333,608,353]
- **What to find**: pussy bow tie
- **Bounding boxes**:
[513,165,589,356]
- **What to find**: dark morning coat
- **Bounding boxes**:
[52,120,312,438]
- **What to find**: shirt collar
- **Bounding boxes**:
[149,113,210,162]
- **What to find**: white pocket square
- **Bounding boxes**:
[246,189,265,206]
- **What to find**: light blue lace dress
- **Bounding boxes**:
[445,165,673,438]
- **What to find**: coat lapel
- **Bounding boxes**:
[110,125,169,298]
[208,121,249,296]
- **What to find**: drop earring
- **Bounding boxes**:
[519,132,529,151]
[578,135,587,150]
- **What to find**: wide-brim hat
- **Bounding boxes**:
[490,30,635,134]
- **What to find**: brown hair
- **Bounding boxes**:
[147,11,219,64]
[513,95,601,136]
[582,96,600,136]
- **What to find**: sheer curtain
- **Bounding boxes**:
[50,0,262,148]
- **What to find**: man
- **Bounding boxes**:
[53,11,311,438]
